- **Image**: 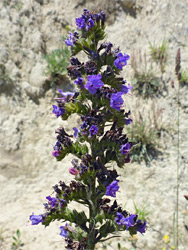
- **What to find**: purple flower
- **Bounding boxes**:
[65,32,75,46]
[120,143,131,155]
[115,212,125,226]
[73,127,80,138]
[69,167,79,175]
[100,11,106,25]
[89,125,98,137]
[125,118,133,125]
[137,220,146,234]
[30,213,42,225]
[105,180,119,197]
[58,89,74,98]
[85,74,104,94]
[120,84,133,94]
[114,53,130,70]
[75,17,86,29]
[74,77,84,88]
[52,150,61,157]
[80,164,87,174]
[80,121,89,130]
[60,224,68,238]
[46,196,58,208]
[86,18,95,30]
[123,214,137,230]
[70,57,81,65]
[53,141,62,151]
[59,199,67,208]
[124,155,131,163]
[110,92,124,111]
[52,105,65,118]
[115,213,137,229]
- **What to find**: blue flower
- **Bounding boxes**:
[89,125,98,137]
[52,150,61,157]
[123,214,137,230]
[114,53,130,70]
[115,213,137,230]
[110,92,124,111]
[59,224,68,238]
[46,196,58,208]
[59,199,67,208]
[58,89,74,98]
[105,180,119,197]
[75,17,86,29]
[115,212,125,225]
[74,77,84,88]
[137,220,146,234]
[80,121,89,130]
[86,18,95,30]
[53,141,62,151]
[30,213,43,225]
[73,127,80,138]
[125,118,133,125]
[52,105,65,118]
[65,32,78,46]
[65,32,74,46]
[85,74,104,94]
[120,83,133,94]
[120,143,131,155]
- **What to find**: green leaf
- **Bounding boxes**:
[16,229,20,238]
[99,220,116,238]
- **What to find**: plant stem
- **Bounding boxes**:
[176,70,180,250]
[87,175,97,250]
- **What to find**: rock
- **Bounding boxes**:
[29,62,47,87]
[0,174,7,182]
[0,116,23,151]
[5,60,20,79]
[0,47,9,63]
[22,81,44,98]
[34,0,50,5]
[120,0,136,10]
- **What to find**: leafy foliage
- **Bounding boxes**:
[149,40,168,72]
[133,203,151,221]
[44,37,70,84]
[131,50,160,98]
[127,103,166,164]
[180,68,188,85]
[11,230,24,250]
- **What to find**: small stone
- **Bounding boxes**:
[29,62,47,87]
[0,47,9,64]
[22,81,44,98]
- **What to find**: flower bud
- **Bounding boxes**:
[69,167,79,175]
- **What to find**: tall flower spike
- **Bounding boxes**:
[30,9,147,250]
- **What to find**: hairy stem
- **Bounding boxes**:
[87,177,97,250]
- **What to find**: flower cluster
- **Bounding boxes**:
[30,9,146,250]
[116,213,146,234]
[52,90,77,118]
[75,9,106,31]
[65,31,79,47]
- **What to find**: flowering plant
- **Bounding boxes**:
[29,9,146,250]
